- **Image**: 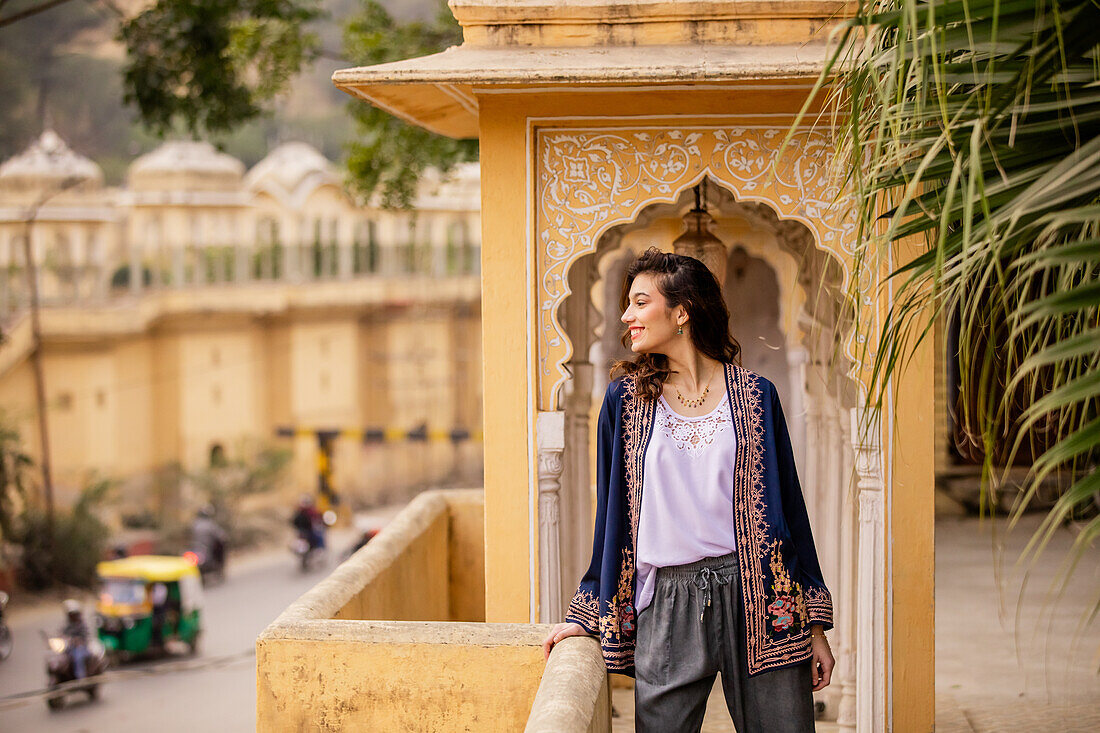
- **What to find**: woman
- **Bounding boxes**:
[542,248,834,732]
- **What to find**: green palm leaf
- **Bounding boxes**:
[795,0,1100,616]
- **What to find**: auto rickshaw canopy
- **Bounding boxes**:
[96,555,201,582]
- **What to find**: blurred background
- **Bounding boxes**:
[0,0,485,728]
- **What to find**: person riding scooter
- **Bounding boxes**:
[45,599,107,710]
[189,504,228,580]
[291,495,325,551]
[60,600,91,679]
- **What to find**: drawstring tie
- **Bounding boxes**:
[693,566,730,622]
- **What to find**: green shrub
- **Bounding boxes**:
[15,479,111,591]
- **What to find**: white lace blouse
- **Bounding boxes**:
[635,393,738,614]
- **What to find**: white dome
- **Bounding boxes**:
[129,141,245,180]
[0,130,103,186]
[245,142,342,206]
[414,161,481,209]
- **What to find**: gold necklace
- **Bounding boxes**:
[674,364,717,409]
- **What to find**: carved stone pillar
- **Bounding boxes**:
[786,346,809,478]
[803,387,823,520]
[836,411,858,730]
[131,239,145,294]
[537,410,566,624]
[852,406,885,732]
[562,360,594,612]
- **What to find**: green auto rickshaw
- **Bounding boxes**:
[95,555,203,661]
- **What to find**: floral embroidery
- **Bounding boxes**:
[768,596,796,632]
[655,396,733,459]
[766,539,806,633]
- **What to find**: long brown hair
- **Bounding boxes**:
[611,247,741,400]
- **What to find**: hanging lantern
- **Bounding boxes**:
[672,179,727,283]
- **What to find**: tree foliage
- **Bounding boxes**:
[0,416,34,541]
[802,0,1100,571]
[343,0,479,208]
[118,0,323,137]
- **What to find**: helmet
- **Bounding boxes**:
[197,503,216,519]
[62,599,82,616]
[298,493,315,508]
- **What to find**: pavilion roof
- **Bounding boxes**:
[332,42,831,138]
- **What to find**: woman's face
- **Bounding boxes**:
[621,272,684,354]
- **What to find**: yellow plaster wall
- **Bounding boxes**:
[256,634,544,732]
[449,497,488,622]
[112,338,155,477]
[179,326,262,467]
[479,94,534,623]
[334,509,451,621]
[886,248,936,731]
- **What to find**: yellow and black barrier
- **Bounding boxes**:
[274,426,483,444]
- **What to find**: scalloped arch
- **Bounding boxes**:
[535,126,860,409]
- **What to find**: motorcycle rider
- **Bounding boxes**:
[190,504,228,571]
[291,494,325,551]
[60,600,90,679]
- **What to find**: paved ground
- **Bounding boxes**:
[0,504,406,732]
[611,514,1100,732]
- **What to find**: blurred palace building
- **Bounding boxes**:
[0,130,483,508]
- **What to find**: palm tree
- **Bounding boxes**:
[800,0,1099,580]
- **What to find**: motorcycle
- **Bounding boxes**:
[183,542,226,586]
[43,632,109,710]
[290,531,326,572]
[0,591,11,661]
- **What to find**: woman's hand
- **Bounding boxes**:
[809,625,834,692]
[542,622,589,660]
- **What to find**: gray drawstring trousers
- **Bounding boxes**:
[634,552,815,733]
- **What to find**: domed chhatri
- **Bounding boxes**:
[128,140,245,191]
[0,129,104,190]
[245,142,342,207]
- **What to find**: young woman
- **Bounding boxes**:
[542,248,834,732]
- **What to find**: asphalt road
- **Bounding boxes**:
[0,526,368,732]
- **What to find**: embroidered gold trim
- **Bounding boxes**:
[565,589,600,632]
[598,374,655,672]
[726,364,817,674]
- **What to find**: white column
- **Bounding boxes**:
[235,216,250,283]
[337,217,353,280]
[537,410,566,624]
[804,392,823,521]
[852,406,886,733]
[786,346,809,478]
[836,412,858,730]
[131,237,145,294]
[563,360,594,614]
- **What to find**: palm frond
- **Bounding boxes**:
[805,0,1100,603]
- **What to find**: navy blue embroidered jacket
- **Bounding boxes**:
[565,363,833,677]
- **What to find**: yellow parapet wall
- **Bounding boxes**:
[257,621,548,731]
[257,489,565,731]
